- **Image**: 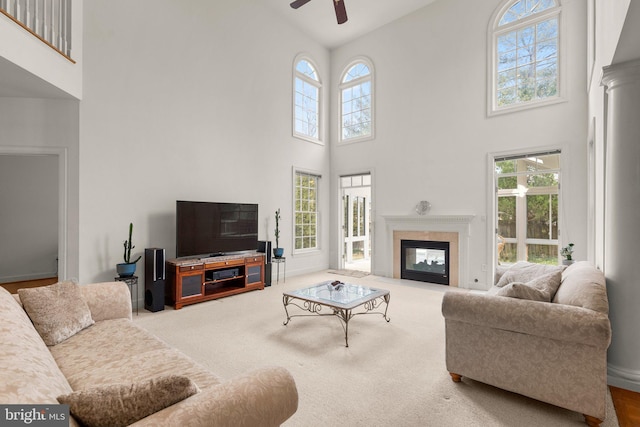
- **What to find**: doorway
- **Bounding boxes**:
[0,147,67,288]
[339,173,372,273]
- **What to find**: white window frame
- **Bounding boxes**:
[487,0,565,116]
[487,147,566,283]
[292,167,322,255]
[293,54,323,144]
[339,57,375,144]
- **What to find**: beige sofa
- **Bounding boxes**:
[0,281,298,426]
[442,261,611,427]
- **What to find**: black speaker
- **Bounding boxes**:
[263,263,272,287]
[257,240,272,262]
[144,248,165,312]
[257,241,272,287]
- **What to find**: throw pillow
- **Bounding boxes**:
[495,261,564,288]
[526,270,563,300]
[493,270,563,302]
[18,281,95,346]
[494,282,550,302]
[57,375,199,427]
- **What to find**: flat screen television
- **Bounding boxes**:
[176,201,259,258]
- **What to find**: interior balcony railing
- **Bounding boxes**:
[0,0,73,62]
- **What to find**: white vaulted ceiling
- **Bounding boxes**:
[0,0,442,98]
[264,0,441,49]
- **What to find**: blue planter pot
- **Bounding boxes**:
[273,248,284,258]
[117,263,136,277]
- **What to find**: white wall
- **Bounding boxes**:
[0,155,58,282]
[79,0,331,292]
[589,0,640,394]
[0,98,80,282]
[329,0,589,288]
[588,0,631,269]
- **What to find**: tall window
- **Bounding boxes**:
[293,57,321,142]
[294,170,320,252]
[495,151,561,265]
[340,59,374,142]
[489,0,561,115]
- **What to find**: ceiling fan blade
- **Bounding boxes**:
[290,0,312,9]
[333,0,348,24]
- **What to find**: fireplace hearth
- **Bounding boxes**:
[401,239,450,285]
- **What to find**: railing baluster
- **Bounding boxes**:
[64,0,70,56]
[61,0,65,54]
[26,0,32,32]
[57,0,62,50]
[53,0,60,49]
[51,0,56,47]
[51,0,56,48]
[38,0,43,38]
[45,0,50,43]
[34,0,39,37]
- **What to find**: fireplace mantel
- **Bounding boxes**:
[382,214,475,288]
[382,215,475,234]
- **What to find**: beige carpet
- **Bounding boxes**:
[134,271,619,427]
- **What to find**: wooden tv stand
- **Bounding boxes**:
[166,252,264,309]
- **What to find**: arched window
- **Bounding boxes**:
[489,0,562,115]
[340,58,374,142]
[293,56,322,143]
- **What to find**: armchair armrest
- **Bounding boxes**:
[442,291,611,349]
[132,366,298,427]
[80,282,132,322]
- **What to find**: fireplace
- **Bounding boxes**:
[384,214,474,287]
[401,240,450,285]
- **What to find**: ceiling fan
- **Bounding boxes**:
[290,0,348,25]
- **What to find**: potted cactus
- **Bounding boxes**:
[273,209,284,258]
[116,222,142,277]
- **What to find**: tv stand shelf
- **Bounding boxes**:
[166,252,264,309]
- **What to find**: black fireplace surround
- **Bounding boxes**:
[400,239,450,285]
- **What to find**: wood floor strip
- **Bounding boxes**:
[610,386,640,427]
[0,277,58,294]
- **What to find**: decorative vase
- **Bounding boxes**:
[562,259,575,266]
[117,262,136,277]
[273,248,284,258]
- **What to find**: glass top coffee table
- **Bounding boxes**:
[282,281,390,347]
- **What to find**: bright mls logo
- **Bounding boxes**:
[1,405,68,426]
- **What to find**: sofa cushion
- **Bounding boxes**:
[18,281,95,346]
[49,318,222,391]
[553,261,609,314]
[495,261,564,288]
[0,287,74,404]
[57,375,199,427]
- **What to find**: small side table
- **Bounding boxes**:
[115,275,138,315]
[272,257,286,284]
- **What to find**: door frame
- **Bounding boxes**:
[337,170,374,272]
[0,145,68,280]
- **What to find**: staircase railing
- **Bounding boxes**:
[0,0,73,62]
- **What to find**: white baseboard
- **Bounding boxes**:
[608,364,640,392]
